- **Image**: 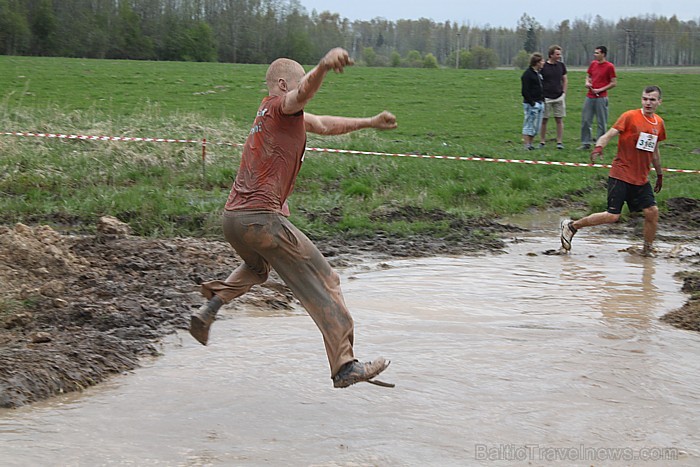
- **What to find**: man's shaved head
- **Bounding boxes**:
[266,58,305,93]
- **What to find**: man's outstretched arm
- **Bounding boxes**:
[282,48,353,115]
[304,111,397,135]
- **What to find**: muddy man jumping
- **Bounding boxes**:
[191,47,397,388]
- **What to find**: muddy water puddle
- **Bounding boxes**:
[1,223,699,466]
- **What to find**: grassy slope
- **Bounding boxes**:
[1,56,698,238]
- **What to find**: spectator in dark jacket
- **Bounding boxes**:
[521,53,545,150]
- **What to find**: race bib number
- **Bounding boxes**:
[636,132,658,152]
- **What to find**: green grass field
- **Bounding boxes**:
[1,56,698,238]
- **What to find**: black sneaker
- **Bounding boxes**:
[190,296,223,345]
[332,357,394,388]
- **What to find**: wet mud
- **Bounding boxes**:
[1,199,698,408]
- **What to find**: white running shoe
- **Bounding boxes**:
[560,219,577,251]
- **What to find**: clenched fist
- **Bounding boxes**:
[321,48,354,74]
[371,111,398,130]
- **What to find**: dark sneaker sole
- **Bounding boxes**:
[189,315,211,346]
[333,360,391,388]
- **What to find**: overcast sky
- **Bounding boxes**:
[299,0,698,28]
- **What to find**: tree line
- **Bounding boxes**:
[1,0,698,68]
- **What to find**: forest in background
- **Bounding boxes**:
[1,0,699,68]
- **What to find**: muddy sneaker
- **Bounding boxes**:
[190,296,224,345]
[641,242,656,257]
[560,219,577,251]
[332,357,394,388]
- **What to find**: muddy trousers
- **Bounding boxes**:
[200,210,355,377]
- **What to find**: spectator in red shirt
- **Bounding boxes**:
[579,46,617,150]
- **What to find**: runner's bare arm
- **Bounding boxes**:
[651,143,662,168]
[590,127,620,162]
[304,111,397,135]
[652,146,664,192]
[594,127,619,149]
[282,48,353,115]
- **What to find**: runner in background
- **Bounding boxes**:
[561,86,665,257]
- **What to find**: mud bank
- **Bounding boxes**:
[1,199,698,408]
[0,210,514,408]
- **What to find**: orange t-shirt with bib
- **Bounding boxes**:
[609,109,666,186]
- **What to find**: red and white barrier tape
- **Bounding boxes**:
[3,131,698,174]
[2,131,199,144]
[305,146,700,174]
